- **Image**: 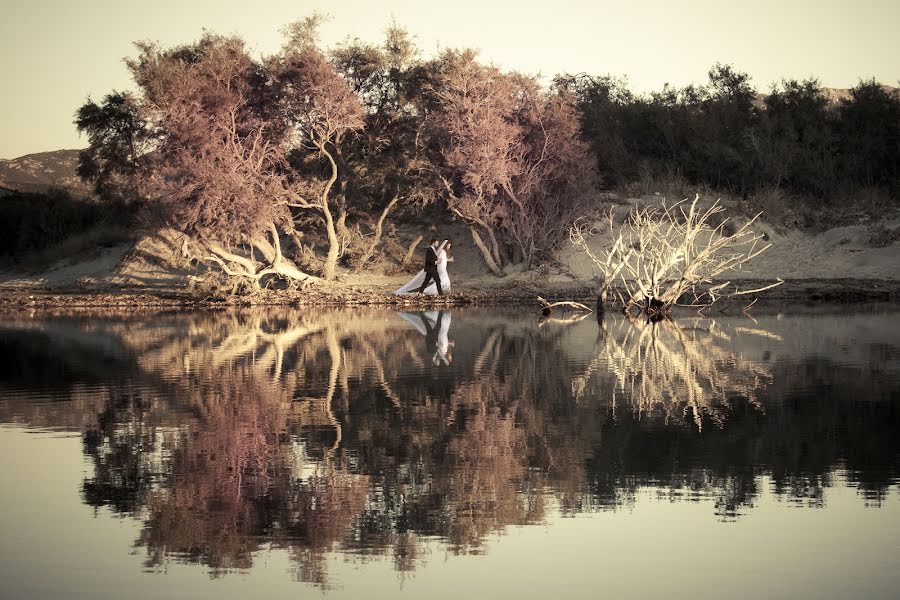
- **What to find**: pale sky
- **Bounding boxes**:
[0,0,897,158]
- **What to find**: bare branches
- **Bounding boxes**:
[570,195,781,315]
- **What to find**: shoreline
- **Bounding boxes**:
[2,278,899,312]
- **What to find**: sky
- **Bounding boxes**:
[0,0,898,159]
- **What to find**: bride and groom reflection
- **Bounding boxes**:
[398,310,454,365]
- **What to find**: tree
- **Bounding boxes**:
[271,15,366,280]
[122,33,317,288]
[430,51,598,274]
[329,23,438,272]
[555,73,636,185]
[75,91,154,201]
[77,21,367,288]
[836,79,900,191]
[751,78,835,196]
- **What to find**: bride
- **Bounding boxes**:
[394,239,453,295]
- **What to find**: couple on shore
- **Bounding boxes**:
[394,239,453,295]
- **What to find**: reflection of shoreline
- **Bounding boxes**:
[0,307,898,584]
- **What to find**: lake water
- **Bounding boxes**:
[1,304,899,599]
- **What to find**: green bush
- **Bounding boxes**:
[562,67,899,205]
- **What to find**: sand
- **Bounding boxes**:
[1,196,897,302]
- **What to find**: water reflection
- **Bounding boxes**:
[574,316,771,429]
[0,306,898,585]
[398,311,453,365]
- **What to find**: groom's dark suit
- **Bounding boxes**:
[416,245,443,295]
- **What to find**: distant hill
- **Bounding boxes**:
[752,84,899,108]
[820,84,899,103]
[0,149,91,197]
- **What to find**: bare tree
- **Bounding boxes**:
[570,196,782,315]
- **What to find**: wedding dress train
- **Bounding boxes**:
[393,241,451,295]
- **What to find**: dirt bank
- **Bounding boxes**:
[2,278,900,315]
[2,194,897,312]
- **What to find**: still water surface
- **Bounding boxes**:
[1,305,899,599]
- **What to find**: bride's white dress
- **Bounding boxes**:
[393,241,451,295]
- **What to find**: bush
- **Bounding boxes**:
[565,66,899,204]
[0,189,135,269]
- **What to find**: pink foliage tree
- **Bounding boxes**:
[272,16,365,280]
[118,19,364,287]
[430,50,597,274]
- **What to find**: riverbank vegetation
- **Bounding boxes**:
[6,15,895,296]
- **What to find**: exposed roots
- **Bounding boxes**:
[184,222,321,294]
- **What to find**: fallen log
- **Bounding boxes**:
[537,296,593,316]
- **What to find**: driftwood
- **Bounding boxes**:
[537,296,594,326]
[537,296,593,315]
[569,196,782,316]
[537,312,593,328]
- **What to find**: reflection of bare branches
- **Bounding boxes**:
[360,338,403,410]
[573,315,774,430]
[8,304,892,589]
[472,327,504,376]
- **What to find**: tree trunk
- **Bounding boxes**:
[524,239,535,270]
[316,142,342,281]
[206,242,258,277]
[471,226,505,276]
[250,234,277,264]
[336,208,350,258]
[205,227,320,290]
[395,234,423,273]
[262,223,320,284]
[354,196,399,273]
[321,205,340,281]
[486,227,504,268]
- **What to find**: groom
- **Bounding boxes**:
[416,239,443,295]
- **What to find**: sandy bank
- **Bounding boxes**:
[1,195,897,312]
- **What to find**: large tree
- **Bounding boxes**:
[329,23,438,272]
[428,51,597,274]
[270,16,365,280]
[125,33,322,286]
[77,22,365,287]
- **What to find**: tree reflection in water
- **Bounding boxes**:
[0,307,897,585]
[572,315,773,429]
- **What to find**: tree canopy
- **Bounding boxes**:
[75,17,899,290]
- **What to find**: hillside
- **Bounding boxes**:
[0,149,90,196]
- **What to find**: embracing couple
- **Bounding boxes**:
[394,239,453,295]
